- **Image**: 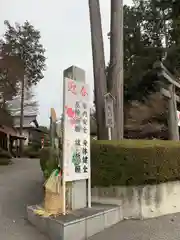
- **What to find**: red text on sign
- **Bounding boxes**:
[81,86,88,97]
[68,80,77,94]
[65,106,75,118]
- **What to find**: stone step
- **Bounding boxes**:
[27,203,122,240]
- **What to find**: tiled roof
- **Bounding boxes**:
[13,115,37,128]
[0,125,26,139]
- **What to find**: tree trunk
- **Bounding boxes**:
[19,76,25,155]
[109,0,124,140]
[88,0,108,139]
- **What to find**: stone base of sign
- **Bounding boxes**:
[27,203,122,240]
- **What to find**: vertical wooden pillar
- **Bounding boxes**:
[6,134,10,151]
[168,84,179,140]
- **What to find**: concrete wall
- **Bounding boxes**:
[92,181,180,219]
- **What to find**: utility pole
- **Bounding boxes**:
[109,0,124,140]
[88,0,108,140]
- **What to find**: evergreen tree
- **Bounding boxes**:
[0,21,46,152]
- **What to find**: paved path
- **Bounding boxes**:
[0,158,48,240]
[89,213,180,240]
[1,158,180,240]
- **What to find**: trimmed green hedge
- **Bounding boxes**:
[91,140,180,187]
[40,147,59,179]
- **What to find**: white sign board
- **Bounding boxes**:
[177,110,180,127]
[104,96,114,128]
[62,78,90,181]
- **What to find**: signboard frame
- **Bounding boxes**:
[62,77,91,214]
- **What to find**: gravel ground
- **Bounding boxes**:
[0,158,48,240]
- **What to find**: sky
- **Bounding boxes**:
[0,0,132,126]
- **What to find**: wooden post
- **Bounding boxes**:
[154,61,180,140]
[168,85,179,140]
[7,134,10,151]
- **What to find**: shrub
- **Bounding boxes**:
[0,148,11,158]
[0,148,12,165]
[91,140,180,187]
[29,142,41,151]
[40,147,59,179]
[0,158,12,165]
[23,146,40,158]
